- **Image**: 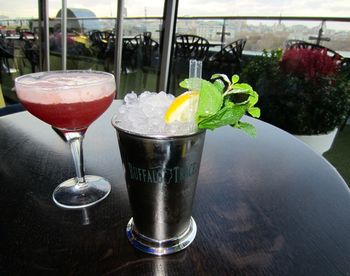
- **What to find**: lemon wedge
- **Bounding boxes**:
[165,91,199,124]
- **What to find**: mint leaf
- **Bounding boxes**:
[196,80,222,118]
[198,104,246,130]
[248,90,259,107]
[179,78,202,90]
[231,83,253,94]
[180,78,223,119]
[231,74,239,84]
[213,79,225,94]
[236,121,257,137]
[248,107,261,118]
[211,73,231,85]
[179,73,260,137]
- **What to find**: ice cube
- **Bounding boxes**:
[114,91,198,136]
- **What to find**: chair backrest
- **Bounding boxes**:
[209,39,247,63]
[134,33,159,49]
[135,33,160,67]
[284,39,343,61]
[89,31,112,44]
[175,34,209,60]
[23,39,39,72]
[204,39,247,79]
[0,42,14,59]
[0,40,14,74]
[123,37,140,52]
[89,31,113,57]
[121,37,141,73]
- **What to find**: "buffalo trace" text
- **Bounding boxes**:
[127,162,198,184]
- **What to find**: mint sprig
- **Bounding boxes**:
[179,74,260,137]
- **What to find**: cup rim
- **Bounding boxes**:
[14,70,115,89]
[111,114,205,139]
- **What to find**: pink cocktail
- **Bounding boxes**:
[20,96,115,132]
[15,70,116,208]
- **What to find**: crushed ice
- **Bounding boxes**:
[114,91,198,136]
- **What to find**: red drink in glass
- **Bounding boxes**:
[16,71,116,131]
[15,70,116,209]
[20,94,115,132]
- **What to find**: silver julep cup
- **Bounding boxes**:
[112,118,205,255]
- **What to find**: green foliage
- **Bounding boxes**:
[241,49,350,135]
[180,74,260,137]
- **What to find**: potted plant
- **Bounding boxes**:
[241,48,350,154]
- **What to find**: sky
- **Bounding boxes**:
[1,0,350,19]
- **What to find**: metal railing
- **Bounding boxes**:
[1,15,349,92]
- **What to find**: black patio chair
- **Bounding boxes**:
[122,37,141,74]
[89,31,113,59]
[22,37,39,73]
[136,32,160,87]
[140,32,160,64]
[174,34,209,61]
[104,35,141,74]
[172,35,210,92]
[0,40,14,76]
[204,38,246,79]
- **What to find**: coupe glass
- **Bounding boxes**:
[15,70,116,209]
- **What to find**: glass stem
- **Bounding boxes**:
[64,132,86,187]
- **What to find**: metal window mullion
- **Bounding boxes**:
[114,0,124,97]
[38,0,44,71]
[158,0,178,92]
[61,0,67,70]
[43,0,50,70]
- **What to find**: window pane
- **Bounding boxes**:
[0,0,38,105]
[177,0,350,17]
[174,1,350,87]
[121,1,164,97]
[174,0,350,142]
[48,0,164,98]
[49,1,116,72]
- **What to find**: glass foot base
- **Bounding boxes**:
[126,217,197,256]
[52,175,111,209]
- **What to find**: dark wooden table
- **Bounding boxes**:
[1,101,349,275]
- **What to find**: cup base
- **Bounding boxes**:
[126,217,197,256]
[52,175,111,209]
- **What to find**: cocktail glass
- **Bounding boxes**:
[15,70,116,209]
